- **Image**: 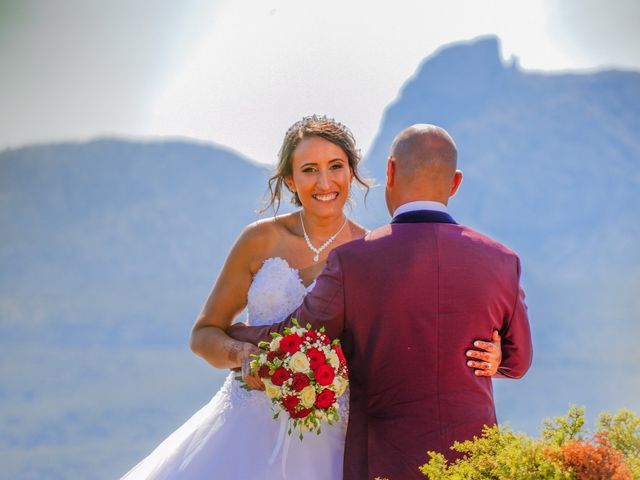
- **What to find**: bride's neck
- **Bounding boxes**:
[299,210,347,239]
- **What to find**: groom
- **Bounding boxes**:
[228,124,533,479]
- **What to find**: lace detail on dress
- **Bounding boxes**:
[247,257,312,326]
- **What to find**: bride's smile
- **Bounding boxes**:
[312,192,339,202]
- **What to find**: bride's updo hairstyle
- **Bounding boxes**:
[264,115,370,213]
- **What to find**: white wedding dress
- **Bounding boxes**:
[122,257,349,479]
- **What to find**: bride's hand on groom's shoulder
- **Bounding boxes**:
[240,343,265,391]
[466,330,502,377]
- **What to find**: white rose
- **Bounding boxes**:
[263,379,281,400]
[332,375,348,397]
[289,351,310,373]
[327,350,340,370]
[269,337,281,351]
[300,386,316,408]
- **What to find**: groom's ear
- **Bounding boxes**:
[449,170,463,197]
[386,157,396,188]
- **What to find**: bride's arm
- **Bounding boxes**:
[190,222,270,370]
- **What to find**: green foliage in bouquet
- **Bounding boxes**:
[420,406,639,479]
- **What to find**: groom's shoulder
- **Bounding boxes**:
[454,224,520,259]
[332,224,393,257]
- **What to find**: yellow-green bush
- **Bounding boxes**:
[419,406,639,479]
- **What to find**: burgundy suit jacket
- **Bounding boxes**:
[227,211,532,479]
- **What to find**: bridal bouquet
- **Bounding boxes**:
[243,318,349,438]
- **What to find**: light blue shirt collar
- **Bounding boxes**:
[393,200,448,218]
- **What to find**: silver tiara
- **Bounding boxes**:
[284,114,354,141]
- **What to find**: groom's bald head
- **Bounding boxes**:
[391,124,457,182]
[385,124,462,215]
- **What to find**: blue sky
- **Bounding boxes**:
[1,0,639,164]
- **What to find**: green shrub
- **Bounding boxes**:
[597,409,640,478]
[419,406,639,479]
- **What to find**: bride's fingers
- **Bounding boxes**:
[241,358,264,390]
[241,360,258,389]
[244,373,264,391]
[466,350,491,361]
[239,343,265,389]
[473,340,495,353]
[467,360,492,370]
[242,372,259,389]
[255,377,265,391]
[250,372,264,390]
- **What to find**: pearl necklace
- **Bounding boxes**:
[299,212,348,262]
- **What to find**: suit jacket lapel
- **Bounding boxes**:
[391,210,457,224]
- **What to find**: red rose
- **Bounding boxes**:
[282,395,299,411]
[267,351,285,362]
[271,367,291,386]
[314,389,336,409]
[280,333,303,354]
[291,407,312,419]
[304,330,318,342]
[318,333,331,346]
[314,364,335,386]
[335,345,346,366]
[258,365,271,378]
[307,347,326,370]
[291,372,310,392]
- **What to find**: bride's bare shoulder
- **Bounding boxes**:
[237,213,299,255]
[246,212,299,238]
[348,220,369,240]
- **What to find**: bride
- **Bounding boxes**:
[122,115,501,479]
